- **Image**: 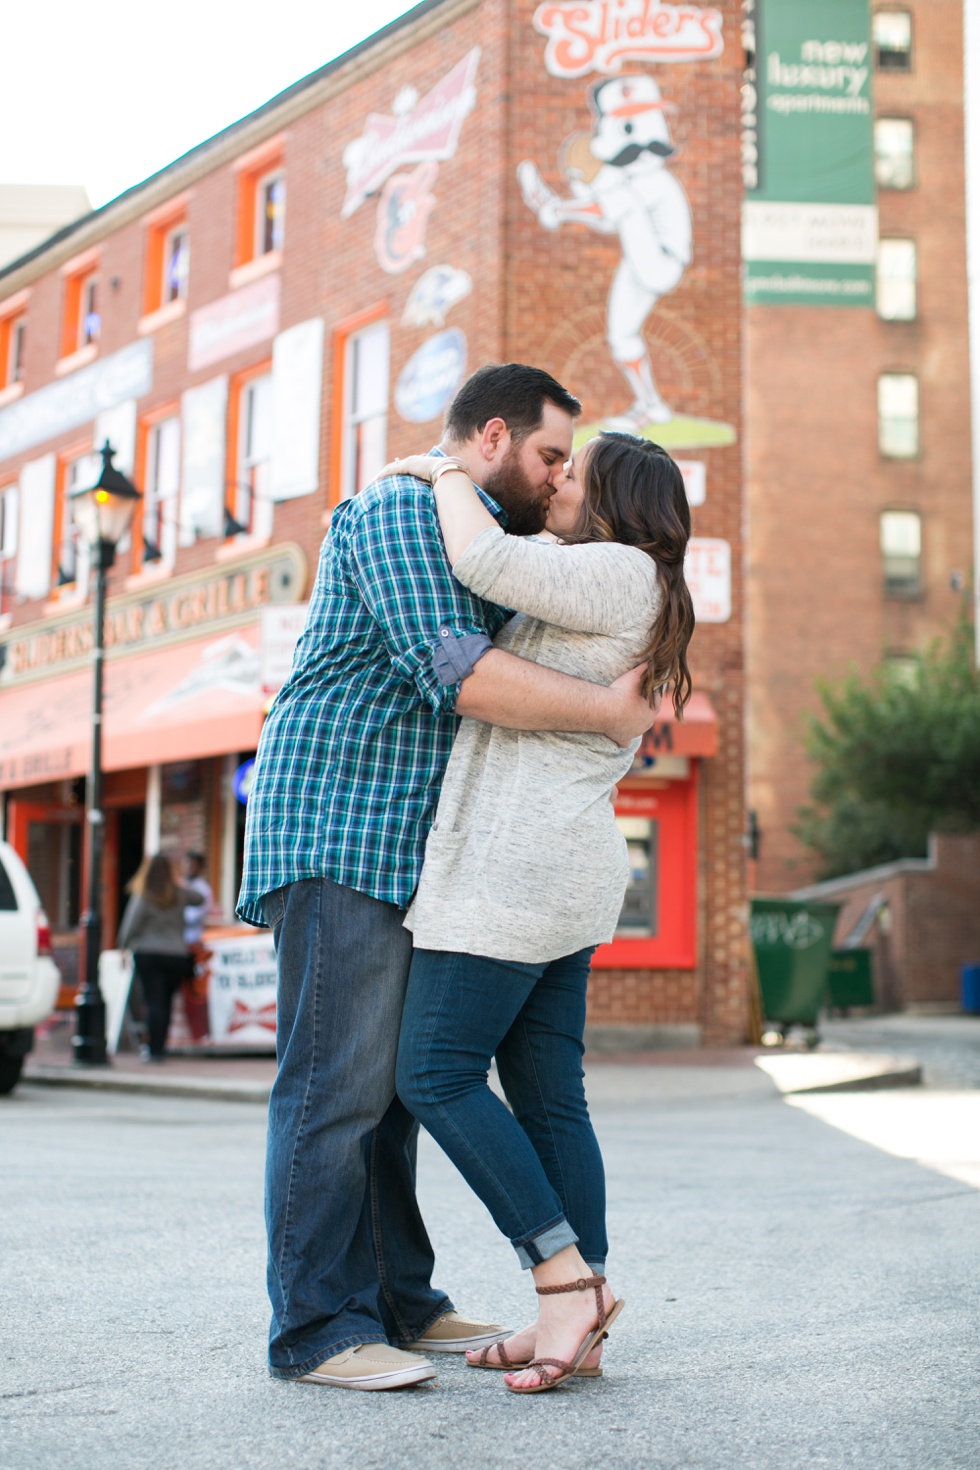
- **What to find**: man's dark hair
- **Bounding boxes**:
[444,363,581,445]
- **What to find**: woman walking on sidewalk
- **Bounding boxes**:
[118,854,196,1062]
[393,432,694,1393]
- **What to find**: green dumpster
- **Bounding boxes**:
[827,949,875,1010]
[750,898,841,1035]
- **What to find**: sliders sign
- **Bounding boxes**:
[534,1,724,77]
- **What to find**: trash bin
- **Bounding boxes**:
[962,964,980,1015]
[750,898,841,1042]
[827,949,876,1011]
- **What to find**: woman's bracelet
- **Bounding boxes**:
[430,458,470,486]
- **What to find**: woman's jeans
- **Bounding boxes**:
[261,878,451,1378]
[397,946,607,1272]
[132,952,185,1058]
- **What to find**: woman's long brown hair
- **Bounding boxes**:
[127,853,178,907]
[565,432,695,715]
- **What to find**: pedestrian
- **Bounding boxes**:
[237,364,657,1392]
[394,432,694,1392]
[118,854,196,1063]
[182,852,213,949]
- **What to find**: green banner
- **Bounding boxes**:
[744,0,876,307]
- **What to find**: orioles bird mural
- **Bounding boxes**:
[518,74,692,428]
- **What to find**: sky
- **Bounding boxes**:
[0,0,420,209]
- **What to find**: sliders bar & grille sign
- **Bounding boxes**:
[0,544,305,687]
[742,0,876,306]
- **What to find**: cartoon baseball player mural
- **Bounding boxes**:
[518,73,691,427]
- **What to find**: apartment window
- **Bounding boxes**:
[876,239,917,320]
[55,450,99,585]
[342,320,390,498]
[880,511,922,597]
[0,311,25,390]
[0,482,17,613]
[875,118,915,189]
[878,373,918,457]
[61,265,101,359]
[140,415,181,567]
[234,140,285,271]
[163,225,189,304]
[257,171,286,257]
[230,370,273,537]
[874,10,912,71]
[141,201,190,321]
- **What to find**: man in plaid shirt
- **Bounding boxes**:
[238,365,656,1391]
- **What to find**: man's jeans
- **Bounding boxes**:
[396,946,607,1271]
[262,877,451,1377]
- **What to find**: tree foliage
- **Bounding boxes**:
[796,615,980,879]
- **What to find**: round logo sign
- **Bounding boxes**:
[233,759,256,806]
[395,329,467,424]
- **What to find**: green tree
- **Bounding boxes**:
[796,615,980,878]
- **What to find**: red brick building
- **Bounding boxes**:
[0,0,748,1045]
[747,0,975,893]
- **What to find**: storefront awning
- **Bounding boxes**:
[637,691,718,760]
[0,625,265,791]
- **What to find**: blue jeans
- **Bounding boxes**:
[396,946,607,1271]
[262,878,452,1377]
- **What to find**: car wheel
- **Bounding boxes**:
[0,1055,25,1095]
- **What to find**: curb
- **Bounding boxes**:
[23,1065,271,1104]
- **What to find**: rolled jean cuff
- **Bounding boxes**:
[513,1214,579,1270]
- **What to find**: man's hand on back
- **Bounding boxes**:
[603,665,660,748]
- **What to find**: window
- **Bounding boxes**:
[342,320,390,498]
[54,449,99,587]
[880,511,922,597]
[874,10,912,71]
[0,482,17,614]
[878,373,918,457]
[139,415,181,568]
[60,257,101,360]
[229,369,273,538]
[141,199,190,322]
[0,311,25,390]
[233,138,286,272]
[257,171,286,257]
[875,118,915,189]
[877,239,917,320]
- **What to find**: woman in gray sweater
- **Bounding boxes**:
[394,432,695,1393]
[117,854,195,1061]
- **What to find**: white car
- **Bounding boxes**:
[0,840,61,1094]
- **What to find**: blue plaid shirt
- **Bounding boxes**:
[237,469,509,924]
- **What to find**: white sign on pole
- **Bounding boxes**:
[260,603,310,694]
[685,537,731,623]
[206,933,278,1047]
[675,460,706,506]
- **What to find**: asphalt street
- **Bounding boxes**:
[2,1063,978,1470]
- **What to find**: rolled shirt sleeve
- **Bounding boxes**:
[347,480,499,714]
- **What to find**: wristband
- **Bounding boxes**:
[430,458,469,486]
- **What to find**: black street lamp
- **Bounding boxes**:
[70,440,142,1065]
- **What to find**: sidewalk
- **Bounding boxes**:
[25,1009,926,1100]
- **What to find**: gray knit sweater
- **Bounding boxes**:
[405,526,662,963]
[117,889,196,956]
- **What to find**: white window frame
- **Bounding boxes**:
[142,416,181,567]
[256,169,286,258]
[77,271,100,349]
[341,319,390,499]
[874,10,912,71]
[58,452,99,590]
[880,510,923,597]
[6,314,25,384]
[162,224,189,304]
[0,482,17,613]
[878,373,919,458]
[233,373,274,538]
[876,238,917,321]
[875,117,915,191]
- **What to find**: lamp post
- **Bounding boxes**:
[70,441,142,1065]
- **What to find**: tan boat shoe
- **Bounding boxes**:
[403,1310,508,1354]
[297,1342,437,1390]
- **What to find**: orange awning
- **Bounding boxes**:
[637,690,718,759]
[0,625,264,791]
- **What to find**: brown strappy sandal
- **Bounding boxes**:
[469,1336,603,1377]
[504,1273,625,1395]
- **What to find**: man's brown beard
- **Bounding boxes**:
[483,446,552,536]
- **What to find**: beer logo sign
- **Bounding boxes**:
[534,1,724,78]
